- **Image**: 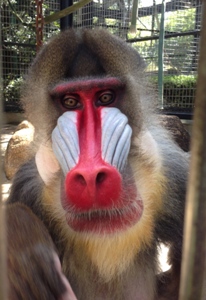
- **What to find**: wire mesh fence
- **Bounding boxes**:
[1,0,201,115]
[72,0,131,38]
[1,0,60,112]
[127,0,201,113]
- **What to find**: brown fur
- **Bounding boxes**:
[6,203,71,300]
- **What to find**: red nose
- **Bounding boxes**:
[65,162,122,210]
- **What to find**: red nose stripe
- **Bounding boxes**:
[64,89,122,210]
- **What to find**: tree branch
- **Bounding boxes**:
[43,0,93,25]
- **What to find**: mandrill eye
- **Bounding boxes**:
[61,95,81,109]
[98,91,115,106]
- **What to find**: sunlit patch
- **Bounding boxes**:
[35,143,60,185]
[1,183,11,202]
[158,243,170,273]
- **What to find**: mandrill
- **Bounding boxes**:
[7,29,189,300]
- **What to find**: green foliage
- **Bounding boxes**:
[165,8,195,32]
[4,77,24,111]
[151,75,197,87]
[130,7,197,73]
[151,75,197,108]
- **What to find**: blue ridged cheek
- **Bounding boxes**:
[101,107,132,172]
[52,111,80,176]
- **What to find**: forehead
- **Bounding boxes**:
[66,45,105,78]
[50,78,125,96]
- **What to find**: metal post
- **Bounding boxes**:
[0,16,7,300]
[60,0,73,30]
[36,0,44,51]
[158,0,165,109]
[179,2,206,299]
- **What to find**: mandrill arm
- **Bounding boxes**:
[6,202,77,300]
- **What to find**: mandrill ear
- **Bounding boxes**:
[35,143,60,184]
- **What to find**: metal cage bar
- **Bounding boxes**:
[179,2,206,299]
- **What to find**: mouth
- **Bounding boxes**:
[64,201,143,234]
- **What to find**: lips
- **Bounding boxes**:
[63,200,143,234]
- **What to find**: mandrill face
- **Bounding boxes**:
[51,78,143,234]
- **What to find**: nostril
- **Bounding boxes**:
[96,172,106,184]
[73,171,107,186]
[75,174,87,186]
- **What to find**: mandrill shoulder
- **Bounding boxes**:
[7,158,44,217]
[149,124,189,255]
